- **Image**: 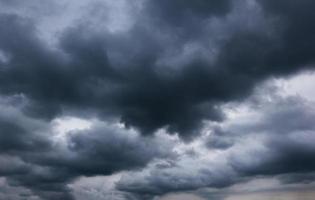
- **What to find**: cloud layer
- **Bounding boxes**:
[0,0,315,199]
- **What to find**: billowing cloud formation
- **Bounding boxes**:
[1,0,314,137]
[0,98,174,199]
[116,90,315,199]
[0,0,315,199]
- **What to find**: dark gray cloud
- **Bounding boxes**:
[0,0,313,141]
[278,172,315,185]
[0,103,73,199]
[205,126,235,150]
[116,149,238,197]
[1,0,313,139]
[145,0,231,28]
[0,101,174,200]
[1,0,315,199]
[116,94,315,198]
[224,96,315,189]
[45,122,175,176]
[227,97,315,176]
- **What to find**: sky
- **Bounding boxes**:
[0,0,315,200]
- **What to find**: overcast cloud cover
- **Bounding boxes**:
[0,0,315,199]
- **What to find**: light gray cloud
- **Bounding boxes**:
[1,0,315,199]
[116,88,315,199]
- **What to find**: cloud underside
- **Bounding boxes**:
[0,0,315,199]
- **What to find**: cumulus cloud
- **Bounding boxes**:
[116,89,315,199]
[0,99,175,199]
[1,0,314,137]
[0,0,315,199]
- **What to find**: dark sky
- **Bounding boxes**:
[0,0,315,199]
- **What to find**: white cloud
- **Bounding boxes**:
[274,71,315,102]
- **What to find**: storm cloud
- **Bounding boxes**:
[116,90,315,199]
[0,0,315,199]
[1,0,314,137]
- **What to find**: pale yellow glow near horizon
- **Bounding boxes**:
[159,193,205,200]
[158,188,315,200]
[225,189,315,200]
